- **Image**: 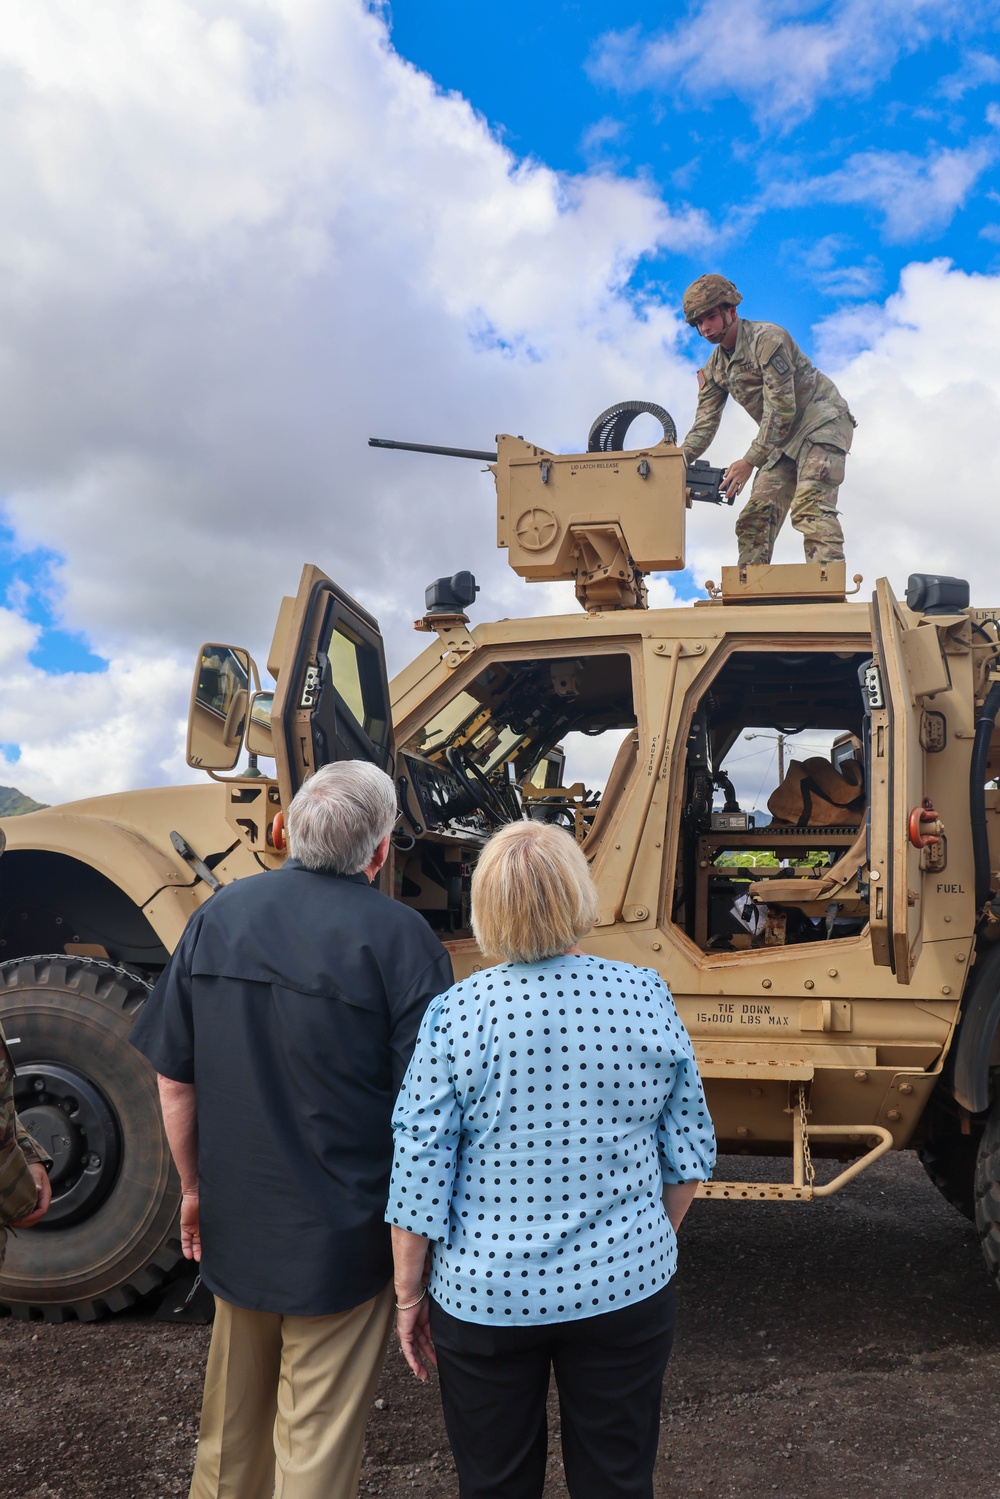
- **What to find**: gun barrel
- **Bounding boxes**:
[369,438,498,462]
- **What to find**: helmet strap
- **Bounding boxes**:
[720,304,739,348]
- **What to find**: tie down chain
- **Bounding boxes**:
[798,1082,816,1188]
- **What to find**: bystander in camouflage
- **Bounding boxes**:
[0,984,52,1263]
[680,274,856,565]
[0,831,53,1263]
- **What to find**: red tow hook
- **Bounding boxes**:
[908,798,943,849]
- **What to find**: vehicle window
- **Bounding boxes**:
[414,692,480,757]
[318,610,388,749]
[327,625,366,730]
[671,646,871,954]
[395,650,638,932]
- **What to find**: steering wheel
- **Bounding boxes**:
[524,792,578,833]
[446,746,516,825]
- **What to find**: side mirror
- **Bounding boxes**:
[187,644,255,771]
[246,691,275,759]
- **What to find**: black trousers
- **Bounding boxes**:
[429,1284,676,1499]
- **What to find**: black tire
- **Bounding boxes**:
[0,955,182,1320]
[917,1097,983,1222]
[975,1096,1000,1292]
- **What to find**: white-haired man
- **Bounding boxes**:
[131,761,453,1499]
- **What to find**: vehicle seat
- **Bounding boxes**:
[747,825,868,913]
[583,730,639,859]
[767,756,865,828]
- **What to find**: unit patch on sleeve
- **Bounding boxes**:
[768,352,790,376]
[697,369,706,389]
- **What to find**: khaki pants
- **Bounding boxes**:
[735,441,847,565]
[189,1283,395,1499]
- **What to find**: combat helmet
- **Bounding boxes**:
[683,274,742,326]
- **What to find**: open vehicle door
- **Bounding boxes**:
[868,577,949,983]
[270,564,394,812]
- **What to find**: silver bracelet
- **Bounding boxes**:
[395,1285,428,1311]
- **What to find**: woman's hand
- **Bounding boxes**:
[396,1294,437,1381]
[662,1180,699,1232]
[391,1225,436,1380]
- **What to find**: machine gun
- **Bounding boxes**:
[370,402,730,612]
[685,459,732,506]
[368,439,733,506]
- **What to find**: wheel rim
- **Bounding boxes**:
[13,1061,123,1227]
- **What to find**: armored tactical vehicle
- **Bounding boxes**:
[2,402,999,1320]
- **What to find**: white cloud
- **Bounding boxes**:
[810,260,1000,599]
[579,116,627,166]
[0,0,718,803]
[0,608,40,670]
[588,0,969,129]
[775,141,997,240]
[938,49,1000,100]
[813,262,885,300]
[783,234,884,299]
[0,609,190,805]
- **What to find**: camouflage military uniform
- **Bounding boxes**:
[0,1023,51,1270]
[681,318,856,565]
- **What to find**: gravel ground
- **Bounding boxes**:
[3,1150,999,1498]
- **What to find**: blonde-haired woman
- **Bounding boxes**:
[387,821,714,1499]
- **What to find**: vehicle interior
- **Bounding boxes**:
[393,650,637,933]
[671,645,874,954]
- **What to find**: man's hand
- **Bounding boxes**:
[15,1164,52,1229]
[722,458,753,500]
[180,1190,202,1261]
[156,1077,201,1260]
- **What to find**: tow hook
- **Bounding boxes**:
[908,799,943,849]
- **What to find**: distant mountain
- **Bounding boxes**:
[0,785,48,816]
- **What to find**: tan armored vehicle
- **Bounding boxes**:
[2,401,1000,1320]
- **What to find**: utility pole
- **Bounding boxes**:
[745,731,788,782]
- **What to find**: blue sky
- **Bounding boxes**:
[387,0,1000,352]
[0,526,104,678]
[1,1,999,802]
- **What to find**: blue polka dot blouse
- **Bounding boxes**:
[387,954,715,1326]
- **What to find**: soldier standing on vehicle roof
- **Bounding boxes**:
[679,274,857,566]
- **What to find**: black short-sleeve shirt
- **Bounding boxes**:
[130,859,453,1315]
